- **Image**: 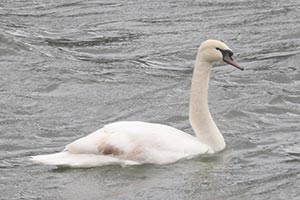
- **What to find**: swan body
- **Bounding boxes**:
[32,39,243,168]
[33,121,212,167]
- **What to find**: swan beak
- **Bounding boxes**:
[223,54,244,71]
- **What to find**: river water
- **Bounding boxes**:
[1,0,300,199]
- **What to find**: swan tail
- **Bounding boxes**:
[31,151,140,168]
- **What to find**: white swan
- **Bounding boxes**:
[31,39,243,168]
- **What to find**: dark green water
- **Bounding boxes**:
[0,0,299,199]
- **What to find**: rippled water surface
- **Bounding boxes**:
[1,0,300,199]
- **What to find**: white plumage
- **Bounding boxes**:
[31,40,243,168]
[32,121,212,167]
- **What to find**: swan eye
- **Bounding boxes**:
[216,47,224,56]
[216,47,223,54]
[216,48,233,57]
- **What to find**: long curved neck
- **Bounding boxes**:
[189,58,225,152]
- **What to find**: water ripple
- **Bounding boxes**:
[1,0,300,199]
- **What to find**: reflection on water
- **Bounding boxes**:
[0,0,300,199]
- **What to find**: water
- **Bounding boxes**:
[1,0,300,199]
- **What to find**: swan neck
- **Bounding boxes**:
[189,60,225,152]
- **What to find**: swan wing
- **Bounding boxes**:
[32,121,212,167]
[66,121,212,163]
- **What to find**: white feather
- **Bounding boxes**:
[31,121,212,167]
[32,40,240,168]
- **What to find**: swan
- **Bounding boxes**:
[31,39,244,168]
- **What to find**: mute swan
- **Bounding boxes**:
[31,39,243,168]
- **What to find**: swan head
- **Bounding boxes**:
[198,39,243,71]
